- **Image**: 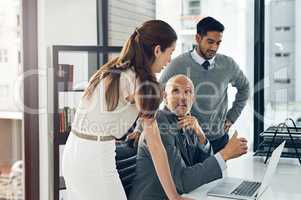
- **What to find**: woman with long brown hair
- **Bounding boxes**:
[62,20,193,200]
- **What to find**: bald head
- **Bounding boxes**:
[165,75,194,93]
[164,75,195,116]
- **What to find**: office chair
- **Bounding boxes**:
[115,140,138,197]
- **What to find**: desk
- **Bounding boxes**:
[182,153,301,200]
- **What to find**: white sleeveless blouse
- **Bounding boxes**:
[71,69,139,139]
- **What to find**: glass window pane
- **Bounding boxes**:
[264,0,301,127]
[0,0,24,199]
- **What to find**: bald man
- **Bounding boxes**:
[129,75,248,200]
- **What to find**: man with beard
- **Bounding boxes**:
[159,17,250,153]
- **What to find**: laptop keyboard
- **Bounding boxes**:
[231,181,261,197]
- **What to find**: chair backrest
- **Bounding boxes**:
[115,141,138,197]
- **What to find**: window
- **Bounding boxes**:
[0,49,9,63]
[183,0,201,16]
[108,0,156,46]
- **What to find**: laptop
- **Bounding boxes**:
[207,141,286,200]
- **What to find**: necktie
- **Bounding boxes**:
[178,132,190,165]
[202,60,210,70]
[178,129,193,166]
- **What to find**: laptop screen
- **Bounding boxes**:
[256,141,286,199]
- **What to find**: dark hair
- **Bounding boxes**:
[196,17,225,36]
[84,20,177,117]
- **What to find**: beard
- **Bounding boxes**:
[197,46,216,59]
[206,50,216,58]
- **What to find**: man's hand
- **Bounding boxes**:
[224,119,233,133]
[178,115,206,144]
[219,131,248,161]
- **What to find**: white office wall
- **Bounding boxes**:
[156,0,182,57]
[44,0,97,46]
[38,0,97,200]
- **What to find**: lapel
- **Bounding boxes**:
[161,107,193,166]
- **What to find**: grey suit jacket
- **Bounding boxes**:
[128,108,223,200]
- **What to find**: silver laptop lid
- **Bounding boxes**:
[256,141,286,199]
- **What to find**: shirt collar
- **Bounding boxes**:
[191,48,215,70]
